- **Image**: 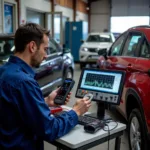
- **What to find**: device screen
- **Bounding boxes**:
[80,70,122,94]
[57,79,72,96]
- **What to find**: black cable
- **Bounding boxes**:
[104,120,118,131]
[104,123,110,150]
[102,120,118,150]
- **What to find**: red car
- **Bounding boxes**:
[97,26,150,150]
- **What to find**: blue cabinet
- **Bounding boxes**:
[65,21,88,62]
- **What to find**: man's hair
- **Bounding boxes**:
[14,23,50,53]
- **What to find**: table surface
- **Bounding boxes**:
[55,120,126,149]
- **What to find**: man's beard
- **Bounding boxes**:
[31,55,41,68]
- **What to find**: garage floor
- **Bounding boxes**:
[44,64,129,150]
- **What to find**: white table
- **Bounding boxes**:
[51,121,126,150]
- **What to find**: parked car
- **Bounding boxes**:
[97,26,150,150]
[0,34,74,96]
[79,32,115,69]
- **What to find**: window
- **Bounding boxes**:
[0,39,14,56]
[110,16,150,33]
[48,39,58,54]
[139,40,150,58]
[110,33,126,56]
[86,35,111,42]
[122,34,142,57]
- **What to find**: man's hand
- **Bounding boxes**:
[45,87,71,107]
[72,98,91,116]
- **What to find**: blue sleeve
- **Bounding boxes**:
[15,80,78,142]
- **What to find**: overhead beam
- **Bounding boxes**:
[73,0,77,21]
[50,0,55,37]
[15,0,20,26]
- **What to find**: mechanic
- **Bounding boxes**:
[0,23,91,150]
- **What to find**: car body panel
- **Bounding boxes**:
[97,26,150,135]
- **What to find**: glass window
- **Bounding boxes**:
[110,33,126,56]
[86,35,112,42]
[45,38,62,56]
[0,39,14,56]
[122,34,142,57]
[51,39,62,52]
[48,39,58,54]
[110,16,149,33]
[139,40,150,58]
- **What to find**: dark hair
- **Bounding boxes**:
[14,22,50,53]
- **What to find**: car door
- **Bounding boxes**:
[49,38,64,84]
[34,43,54,92]
[133,37,150,120]
[102,32,127,70]
[133,38,150,72]
[117,32,143,113]
[103,32,143,114]
[107,32,142,70]
[35,38,64,95]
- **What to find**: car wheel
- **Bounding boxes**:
[128,108,148,150]
[65,68,73,79]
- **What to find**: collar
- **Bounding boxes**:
[8,55,35,78]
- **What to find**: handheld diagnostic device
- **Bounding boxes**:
[54,78,75,105]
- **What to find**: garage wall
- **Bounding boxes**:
[90,0,110,32]
[26,9,45,27]
[76,11,88,21]
[55,5,73,21]
[112,0,150,16]
[20,0,51,24]
[55,5,88,22]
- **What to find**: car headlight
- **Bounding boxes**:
[81,47,88,52]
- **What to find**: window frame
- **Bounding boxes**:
[108,31,128,56]
[138,37,150,59]
[121,32,143,57]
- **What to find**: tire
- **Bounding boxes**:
[64,68,73,79]
[128,108,148,150]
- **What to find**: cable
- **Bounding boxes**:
[102,120,118,150]
[104,123,110,150]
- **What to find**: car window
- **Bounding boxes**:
[109,33,126,56]
[86,35,111,42]
[100,34,112,42]
[48,38,62,54]
[0,39,14,56]
[122,33,142,57]
[139,39,150,58]
[48,39,58,54]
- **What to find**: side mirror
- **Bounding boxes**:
[63,48,71,54]
[97,48,107,59]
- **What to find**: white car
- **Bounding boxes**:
[79,32,115,69]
